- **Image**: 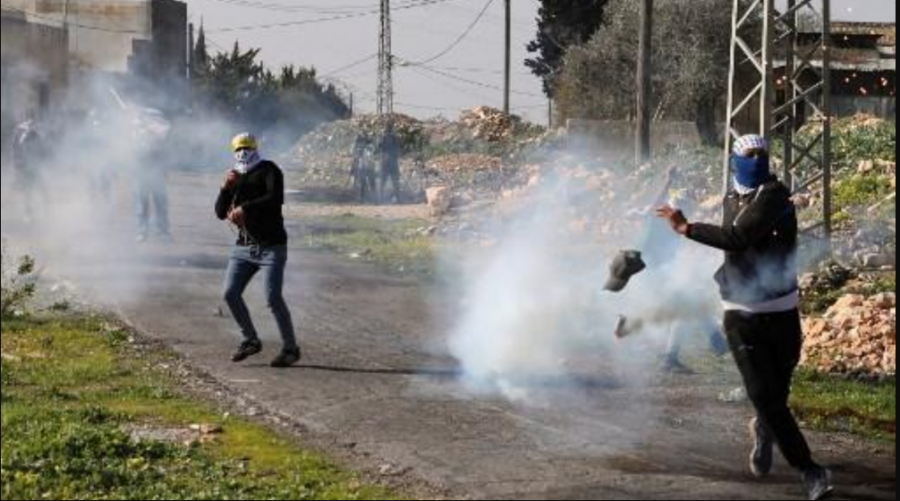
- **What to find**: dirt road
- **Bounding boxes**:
[4,172,895,500]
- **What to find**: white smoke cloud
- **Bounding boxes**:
[443,160,726,405]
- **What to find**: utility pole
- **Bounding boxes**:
[503,0,511,115]
[377,0,394,118]
[723,0,833,247]
[188,23,195,81]
[635,0,653,165]
[548,98,553,128]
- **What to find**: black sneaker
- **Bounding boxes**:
[749,417,774,478]
[271,348,302,368]
[232,339,263,363]
[802,465,833,501]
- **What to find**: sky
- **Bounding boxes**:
[184,0,896,124]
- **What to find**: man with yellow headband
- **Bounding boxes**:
[216,133,301,368]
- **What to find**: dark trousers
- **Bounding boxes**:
[724,309,816,472]
[380,165,400,204]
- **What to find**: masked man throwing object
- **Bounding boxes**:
[656,135,832,501]
[216,133,301,368]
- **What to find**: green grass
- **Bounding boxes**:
[800,288,846,316]
[1,315,398,501]
[832,174,895,226]
[298,215,438,277]
[791,370,896,441]
[791,116,896,177]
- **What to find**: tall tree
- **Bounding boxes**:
[193,24,209,74]
[554,0,749,145]
[193,42,351,150]
[525,0,609,98]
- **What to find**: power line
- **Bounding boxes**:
[407,65,497,103]
[426,64,531,77]
[205,0,445,15]
[395,101,458,112]
[322,53,378,77]
[411,63,543,98]
[441,0,533,30]
[208,0,459,33]
[408,0,496,65]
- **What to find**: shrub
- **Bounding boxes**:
[1,244,37,318]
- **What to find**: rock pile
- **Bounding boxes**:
[459,106,521,142]
[427,154,503,174]
[802,293,896,378]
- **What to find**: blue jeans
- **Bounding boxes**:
[665,320,729,363]
[223,246,298,351]
[135,175,170,236]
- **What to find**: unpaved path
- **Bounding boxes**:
[3,172,894,501]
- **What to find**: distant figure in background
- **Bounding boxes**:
[379,121,402,204]
[85,110,114,203]
[11,118,47,222]
[132,108,172,243]
[611,166,727,374]
[350,134,377,203]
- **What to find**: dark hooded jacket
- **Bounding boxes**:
[687,176,799,304]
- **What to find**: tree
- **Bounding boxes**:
[555,0,748,145]
[193,24,209,74]
[526,0,609,98]
[193,43,351,150]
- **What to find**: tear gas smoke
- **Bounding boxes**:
[445,165,725,404]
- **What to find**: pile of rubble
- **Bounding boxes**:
[294,113,424,161]
[459,106,522,142]
[289,108,549,197]
[427,153,503,174]
[802,293,896,378]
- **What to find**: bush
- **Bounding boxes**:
[1,359,13,396]
[793,116,897,178]
[830,117,897,167]
[833,174,895,212]
[1,245,36,318]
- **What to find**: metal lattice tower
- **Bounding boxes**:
[377,0,394,117]
[723,0,833,242]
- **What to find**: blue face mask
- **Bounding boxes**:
[731,154,771,189]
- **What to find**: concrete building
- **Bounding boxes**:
[1,0,187,109]
[1,7,69,152]
[777,22,896,119]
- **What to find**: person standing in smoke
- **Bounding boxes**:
[133,108,172,243]
[611,166,728,374]
[379,120,402,205]
[656,135,832,501]
[350,133,377,203]
[85,110,114,204]
[11,117,47,222]
[216,133,302,369]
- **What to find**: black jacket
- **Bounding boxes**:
[688,176,799,304]
[216,161,288,248]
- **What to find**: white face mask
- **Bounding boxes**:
[235,149,257,163]
[234,149,261,173]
